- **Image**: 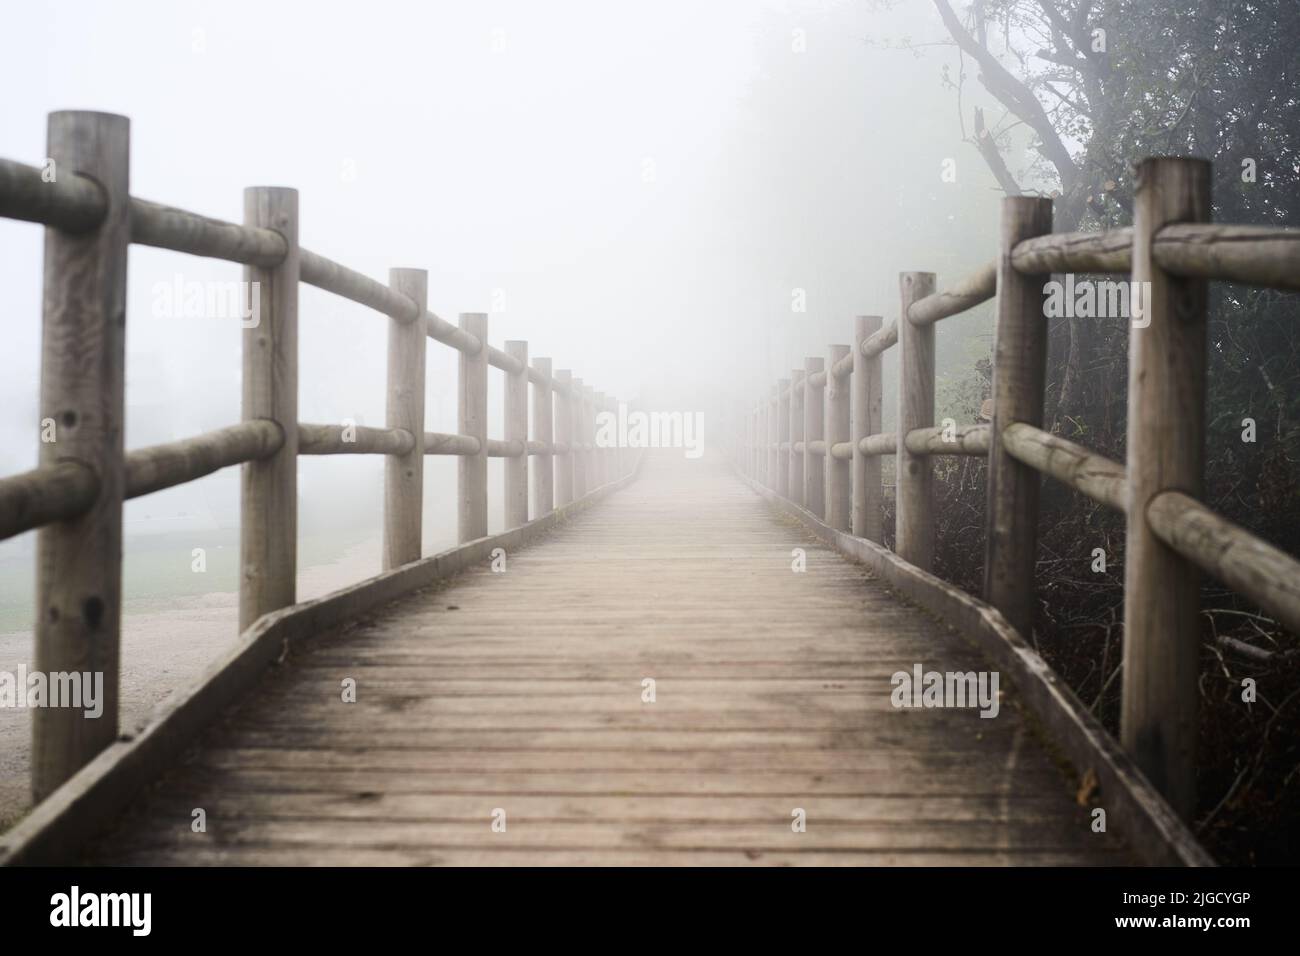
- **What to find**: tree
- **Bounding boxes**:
[927,0,1300,422]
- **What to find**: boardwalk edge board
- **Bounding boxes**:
[737,469,1215,868]
[0,462,643,867]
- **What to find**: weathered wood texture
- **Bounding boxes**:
[802,358,825,518]
[83,452,1124,866]
[825,345,851,532]
[984,197,1053,641]
[788,369,805,508]
[458,313,489,543]
[384,269,426,570]
[895,272,936,570]
[239,186,299,633]
[532,357,554,517]
[554,370,574,506]
[505,341,529,528]
[33,111,131,800]
[852,317,883,541]
[907,261,997,326]
[1121,157,1211,821]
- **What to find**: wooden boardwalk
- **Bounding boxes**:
[86,452,1126,865]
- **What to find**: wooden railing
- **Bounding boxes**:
[740,157,1300,820]
[0,110,632,801]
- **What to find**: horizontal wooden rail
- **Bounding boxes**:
[424,432,481,456]
[1010,222,1300,291]
[132,198,286,267]
[1148,491,1300,635]
[1154,223,1300,292]
[0,422,285,542]
[1001,423,1127,513]
[1010,227,1133,274]
[904,423,990,455]
[0,461,98,541]
[298,423,413,456]
[300,249,420,322]
[858,431,896,456]
[126,421,283,497]
[860,320,899,359]
[907,261,997,326]
[829,441,853,461]
[0,159,287,267]
[0,157,106,233]
[829,350,854,381]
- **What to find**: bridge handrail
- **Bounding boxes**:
[741,155,1300,822]
[0,110,631,800]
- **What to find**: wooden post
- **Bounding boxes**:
[984,198,1053,638]
[595,390,609,488]
[32,111,130,801]
[826,345,851,531]
[572,378,587,497]
[803,357,825,518]
[895,272,936,569]
[582,384,596,491]
[776,379,790,498]
[554,370,574,505]
[789,369,805,507]
[1121,157,1211,819]
[383,269,427,569]
[853,316,883,541]
[239,186,300,632]
[458,313,488,542]
[767,387,778,486]
[532,357,554,517]
[505,340,529,528]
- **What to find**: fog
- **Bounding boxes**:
[0,0,1019,625]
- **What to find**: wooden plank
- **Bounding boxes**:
[0,465,639,865]
[66,452,1129,867]
[99,845,1122,867]
[738,467,1214,867]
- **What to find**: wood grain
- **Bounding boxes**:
[84,452,1123,866]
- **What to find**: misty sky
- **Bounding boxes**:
[0,0,1014,553]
